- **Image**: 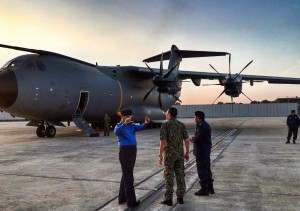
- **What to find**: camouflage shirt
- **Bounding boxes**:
[160,118,189,158]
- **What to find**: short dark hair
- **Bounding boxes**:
[121,109,132,116]
[168,107,177,118]
[291,110,296,113]
[195,111,205,120]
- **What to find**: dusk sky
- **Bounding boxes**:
[1,0,300,104]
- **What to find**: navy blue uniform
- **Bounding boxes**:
[286,114,300,142]
[192,120,214,188]
[114,122,146,205]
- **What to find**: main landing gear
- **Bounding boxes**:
[36,125,56,138]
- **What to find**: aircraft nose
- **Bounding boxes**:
[0,71,18,108]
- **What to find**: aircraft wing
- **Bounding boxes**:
[240,74,300,84]
[178,70,300,85]
[178,70,224,80]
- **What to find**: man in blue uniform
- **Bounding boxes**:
[286,110,300,144]
[191,111,214,196]
[114,109,150,207]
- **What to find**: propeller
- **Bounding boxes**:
[209,54,254,108]
[143,53,181,109]
[212,89,226,104]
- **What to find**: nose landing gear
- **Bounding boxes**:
[36,124,56,138]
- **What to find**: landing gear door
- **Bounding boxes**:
[74,91,89,116]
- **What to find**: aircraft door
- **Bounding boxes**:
[74,91,89,116]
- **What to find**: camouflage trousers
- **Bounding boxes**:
[164,156,186,200]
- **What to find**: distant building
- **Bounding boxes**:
[275,96,300,103]
[275,97,300,113]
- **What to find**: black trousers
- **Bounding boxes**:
[195,154,214,188]
[287,127,298,141]
[119,145,137,204]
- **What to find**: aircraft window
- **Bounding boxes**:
[35,60,47,71]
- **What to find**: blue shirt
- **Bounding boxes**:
[114,122,147,146]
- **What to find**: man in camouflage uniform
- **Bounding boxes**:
[103,113,111,136]
[159,107,190,206]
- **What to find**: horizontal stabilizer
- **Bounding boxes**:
[143,49,229,63]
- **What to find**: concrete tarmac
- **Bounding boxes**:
[0,118,299,210]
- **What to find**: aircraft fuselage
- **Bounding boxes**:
[0,54,176,123]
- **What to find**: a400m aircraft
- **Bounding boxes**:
[1,44,300,138]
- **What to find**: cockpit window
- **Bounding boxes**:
[35,60,47,71]
[7,60,24,68]
[1,60,12,69]
[1,60,24,70]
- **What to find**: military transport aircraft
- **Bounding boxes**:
[1,44,300,138]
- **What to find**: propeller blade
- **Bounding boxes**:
[229,54,232,78]
[144,63,157,76]
[160,53,164,76]
[241,91,253,102]
[212,89,226,104]
[172,94,182,103]
[234,60,253,80]
[209,64,225,79]
[159,92,162,109]
[163,62,180,78]
[231,96,234,113]
[143,86,156,102]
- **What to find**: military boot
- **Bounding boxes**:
[177,197,184,204]
[208,183,215,194]
[195,185,209,196]
[161,198,173,206]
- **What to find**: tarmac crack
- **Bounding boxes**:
[0,173,120,183]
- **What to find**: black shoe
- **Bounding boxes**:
[208,184,215,194]
[161,199,173,206]
[293,141,296,144]
[195,188,209,196]
[177,197,184,204]
[127,200,140,207]
[286,141,290,144]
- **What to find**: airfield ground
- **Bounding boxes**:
[0,118,299,210]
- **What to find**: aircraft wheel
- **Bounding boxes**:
[45,125,56,137]
[36,125,46,137]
